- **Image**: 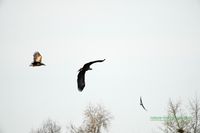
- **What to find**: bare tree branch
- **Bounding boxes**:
[161,99,190,133]
[160,97,200,133]
[31,119,61,133]
[67,104,113,133]
[189,96,200,133]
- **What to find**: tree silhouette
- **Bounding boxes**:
[189,96,200,133]
[68,104,113,133]
[31,119,61,133]
[160,96,200,133]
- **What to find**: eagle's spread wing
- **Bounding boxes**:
[84,59,105,68]
[33,52,42,63]
[77,70,86,91]
[140,97,142,104]
[140,97,147,111]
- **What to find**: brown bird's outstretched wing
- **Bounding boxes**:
[33,51,42,63]
[140,97,147,111]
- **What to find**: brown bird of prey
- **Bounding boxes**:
[140,96,147,111]
[77,59,105,92]
[30,51,45,67]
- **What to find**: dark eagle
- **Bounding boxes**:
[30,51,45,67]
[77,59,105,92]
[140,96,147,111]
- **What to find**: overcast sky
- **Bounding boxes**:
[0,0,200,133]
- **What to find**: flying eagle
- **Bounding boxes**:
[140,96,147,111]
[77,59,105,92]
[30,51,45,66]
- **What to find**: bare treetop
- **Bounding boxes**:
[31,119,61,133]
[68,104,113,133]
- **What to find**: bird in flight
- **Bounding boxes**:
[77,59,105,92]
[30,51,45,67]
[140,96,147,111]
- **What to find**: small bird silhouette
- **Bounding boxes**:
[140,96,147,111]
[30,51,45,67]
[77,59,105,92]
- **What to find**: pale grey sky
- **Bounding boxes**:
[0,0,200,133]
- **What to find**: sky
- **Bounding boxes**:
[0,0,200,133]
